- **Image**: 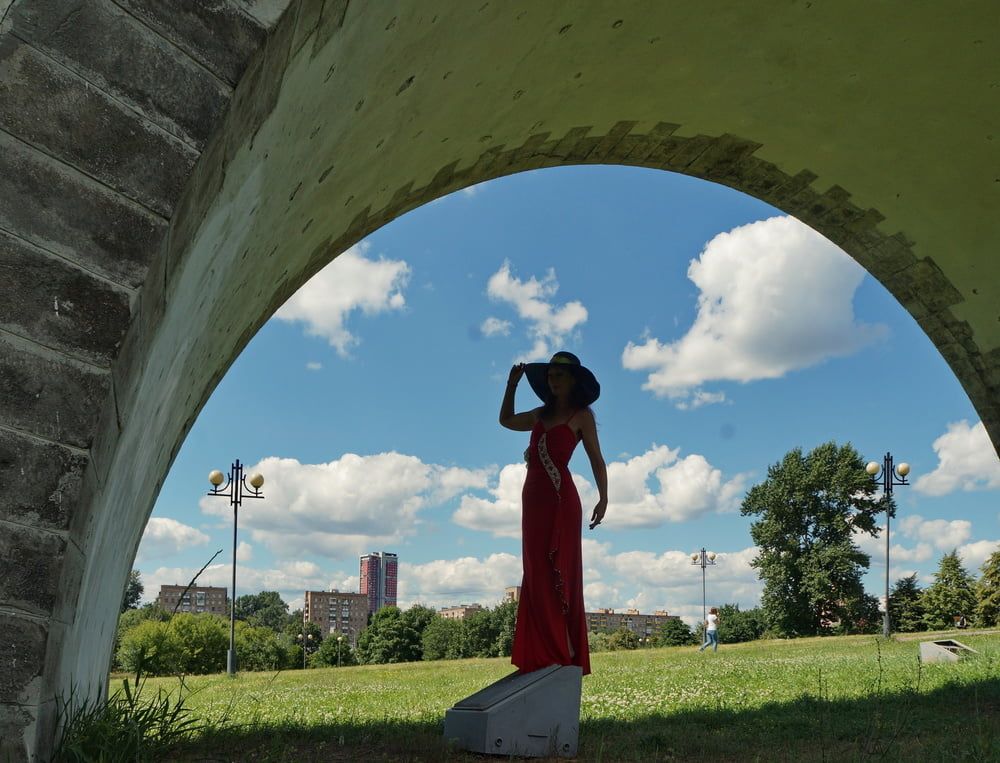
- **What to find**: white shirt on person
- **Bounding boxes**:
[706,613,718,632]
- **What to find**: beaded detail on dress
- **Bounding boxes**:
[537,432,562,493]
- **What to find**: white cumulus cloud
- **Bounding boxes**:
[580,541,763,620]
[897,514,972,550]
[914,420,1000,496]
[397,553,522,609]
[622,216,886,407]
[137,517,210,561]
[201,454,492,561]
[485,260,588,361]
[236,541,253,562]
[274,242,410,356]
[480,317,512,337]
[957,540,1000,570]
[452,444,747,536]
[453,463,526,538]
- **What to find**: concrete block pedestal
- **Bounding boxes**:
[444,665,582,758]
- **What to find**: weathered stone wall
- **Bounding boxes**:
[0,1,277,758]
[1,1,998,758]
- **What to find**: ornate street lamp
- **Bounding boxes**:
[297,632,314,670]
[207,460,264,675]
[690,548,717,630]
[865,453,910,639]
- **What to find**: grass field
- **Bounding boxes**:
[142,632,1000,762]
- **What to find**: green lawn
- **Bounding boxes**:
[143,632,1000,762]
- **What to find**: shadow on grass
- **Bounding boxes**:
[165,674,1000,762]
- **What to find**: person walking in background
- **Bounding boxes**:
[500,351,608,675]
[699,607,720,652]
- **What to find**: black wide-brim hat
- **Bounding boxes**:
[524,351,600,407]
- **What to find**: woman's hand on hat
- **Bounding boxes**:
[507,363,526,387]
[589,498,607,530]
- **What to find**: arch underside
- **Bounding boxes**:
[1,1,998,758]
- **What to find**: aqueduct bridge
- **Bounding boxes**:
[1,1,998,758]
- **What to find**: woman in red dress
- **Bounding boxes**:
[499,351,608,675]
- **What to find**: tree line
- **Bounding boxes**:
[117,440,1000,674]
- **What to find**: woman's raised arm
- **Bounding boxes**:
[499,363,538,431]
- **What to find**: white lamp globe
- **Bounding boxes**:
[865,462,880,476]
[896,462,911,477]
[209,470,225,486]
[691,553,699,562]
[249,472,264,489]
[708,552,717,561]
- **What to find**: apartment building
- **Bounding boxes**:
[155,585,228,615]
[303,589,369,647]
[359,551,398,614]
[585,608,677,635]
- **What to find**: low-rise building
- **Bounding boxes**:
[585,608,677,636]
[155,585,228,615]
[504,586,521,603]
[304,590,368,647]
[439,603,484,620]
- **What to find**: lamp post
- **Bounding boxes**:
[297,632,314,669]
[690,548,717,630]
[865,453,911,639]
[337,634,344,668]
[207,460,264,676]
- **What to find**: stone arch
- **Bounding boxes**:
[3,1,998,758]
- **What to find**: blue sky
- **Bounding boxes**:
[137,166,1000,626]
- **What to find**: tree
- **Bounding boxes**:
[921,550,978,630]
[607,628,640,650]
[836,592,881,634]
[170,613,228,674]
[741,442,884,637]
[313,633,357,667]
[716,604,766,644]
[356,606,421,664]
[234,591,289,632]
[657,618,696,646]
[976,547,1000,626]
[401,604,438,659]
[235,623,292,671]
[461,609,498,658]
[422,617,464,661]
[491,599,517,657]
[121,569,144,613]
[888,574,925,633]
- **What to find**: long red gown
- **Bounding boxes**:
[511,418,591,675]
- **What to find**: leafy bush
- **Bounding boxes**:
[608,628,640,650]
[235,623,293,672]
[117,621,184,677]
[313,634,358,667]
[171,613,228,675]
[112,605,170,671]
[716,603,766,643]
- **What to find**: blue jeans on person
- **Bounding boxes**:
[699,630,718,652]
